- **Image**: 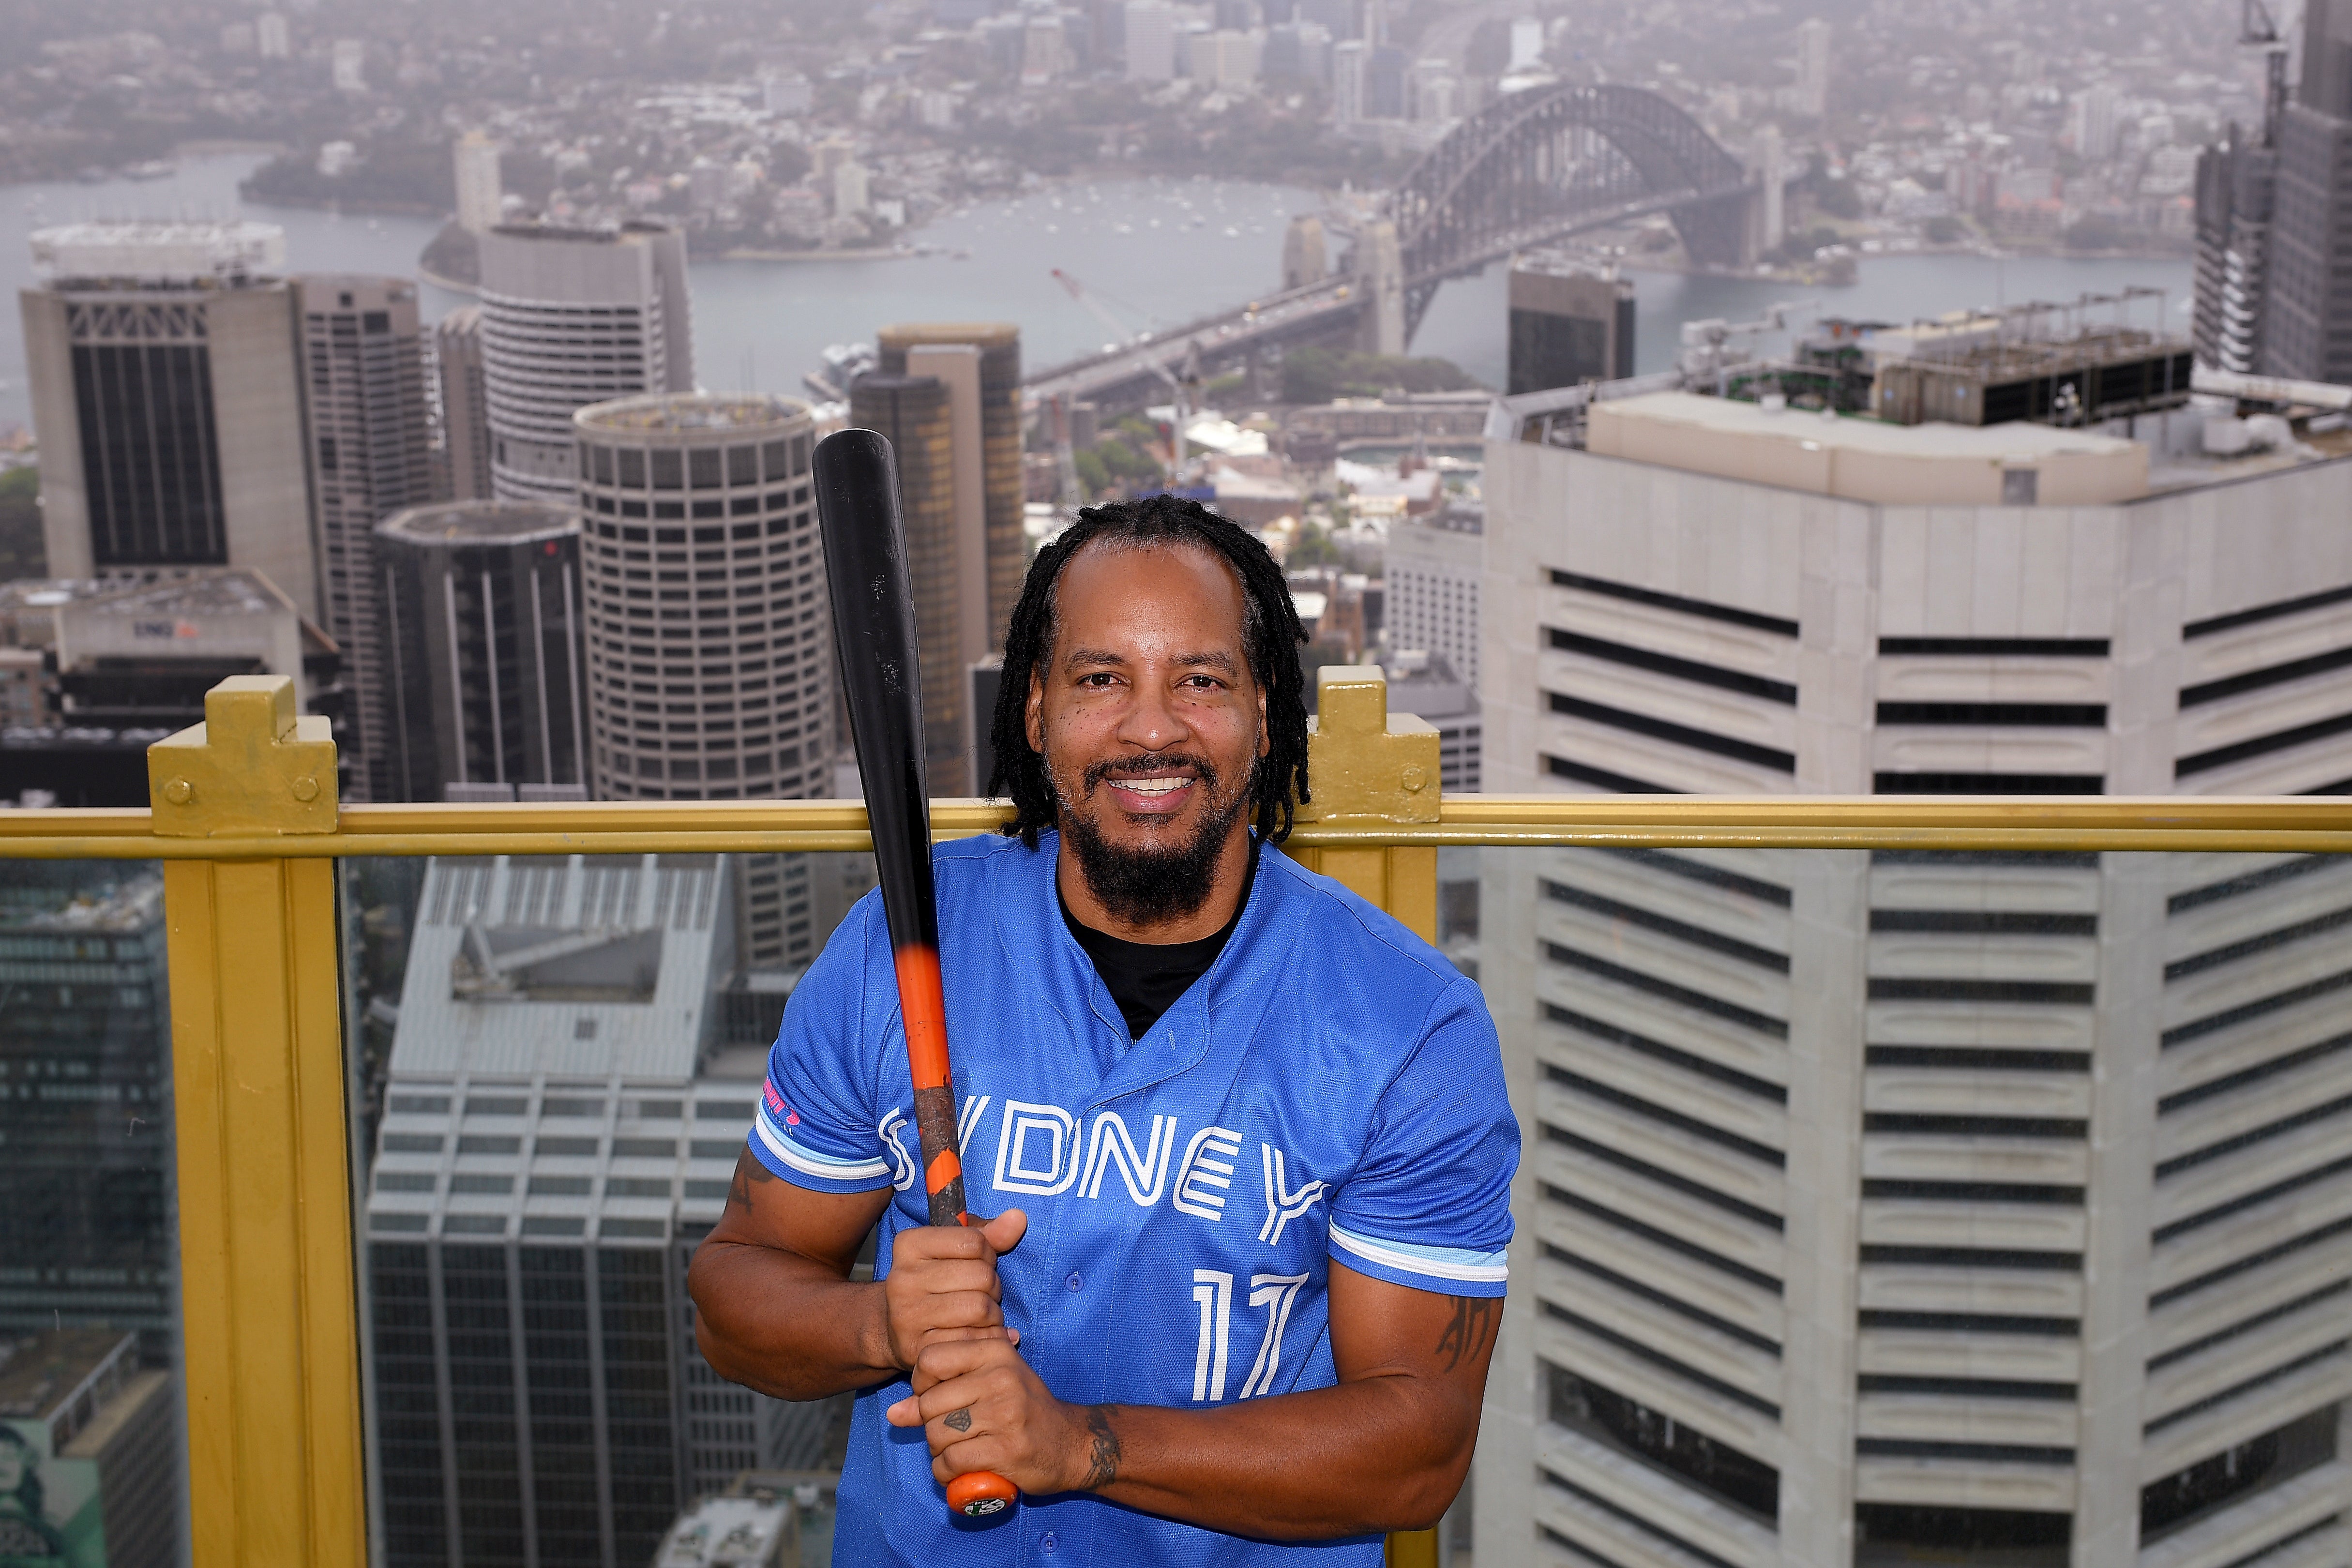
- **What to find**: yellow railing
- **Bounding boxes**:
[9,669,2352,1565]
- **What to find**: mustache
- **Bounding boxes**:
[1081,752,1220,794]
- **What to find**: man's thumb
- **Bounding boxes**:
[980,1208,1028,1254]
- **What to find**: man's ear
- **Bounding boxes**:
[1026,667,1047,757]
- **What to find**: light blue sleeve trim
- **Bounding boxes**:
[751,1109,891,1187]
[1328,1222,1509,1284]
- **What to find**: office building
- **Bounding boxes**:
[1794,16,1830,117]
[1263,20,1331,84]
[854,324,1023,795]
[294,274,436,803]
[1387,511,1481,691]
[1366,43,1407,118]
[1471,383,2352,1568]
[2257,0,2352,383]
[1380,648,1479,791]
[453,132,503,235]
[436,307,494,502]
[0,873,172,1365]
[478,223,694,505]
[363,852,830,1568]
[1751,123,1787,255]
[1125,0,1176,79]
[0,1329,177,1568]
[376,501,588,804]
[1333,39,1369,124]
[0,570,320,807]
[2193,126,2278,373]
[573,393,830,969]
[1301,0,1358,42]
[19,222,317,618]
[1507,257,1636,395]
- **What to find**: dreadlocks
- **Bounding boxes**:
[987,494,1310,849]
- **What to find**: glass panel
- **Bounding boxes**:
[346,849,873,1567]
[0,858,186,1566]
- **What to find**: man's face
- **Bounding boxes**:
[1025,541,1269,922]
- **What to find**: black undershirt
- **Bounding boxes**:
[1060,839,1261,1040]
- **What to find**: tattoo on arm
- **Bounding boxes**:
[1077,1405,1121,1492]
[1433,1296,1499,1372]
[725,1150,776,1213]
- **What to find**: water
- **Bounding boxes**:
[0,154,2192,433]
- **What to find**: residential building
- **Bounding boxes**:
[1507,257,1636,395]
[362,853,830,1568]
[1794,16,1831,117]
[1472,384,2352,1568]
[1124,0,1176,80]
[19,222,317,619]
[453,132,504,235]
[436,306,494,502]
[294,274,436,803]
[573,393,831,970]
[375,501,588,803]
[1333,39,1370,124]
[477,223,694,506]
[0,1328,177,1568]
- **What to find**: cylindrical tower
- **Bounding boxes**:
[375,500,587,803]
[572,393,828,967]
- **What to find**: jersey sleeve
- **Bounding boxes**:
[751,895,897,1193]
[1327,980,1519,1298]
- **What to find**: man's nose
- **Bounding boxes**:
[1116,674,1190,751]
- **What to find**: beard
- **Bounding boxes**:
[1055,750,1256,929]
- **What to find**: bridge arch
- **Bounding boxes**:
[1389,82,1754,337]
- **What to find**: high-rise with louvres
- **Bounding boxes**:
[1472,388,2352,1568]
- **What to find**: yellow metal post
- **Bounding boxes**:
[1299,667,1446,1566]
[149,676,364,1568]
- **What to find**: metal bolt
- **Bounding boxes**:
[290,776,320,803]
[163,778,194,805]
[1402,765,1428,792]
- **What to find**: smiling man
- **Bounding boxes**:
[689,495,1519,1565]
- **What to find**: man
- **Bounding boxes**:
[691,495,1517,1564]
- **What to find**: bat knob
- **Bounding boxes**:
[948,1470,1018,1517]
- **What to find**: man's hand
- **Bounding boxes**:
[879,1209,1028,1373]
[884,1336,1116,1496]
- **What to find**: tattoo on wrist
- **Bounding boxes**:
[1434,1296,1499,1372]
[1077,1405,1120,1492]
[943,1407,972,1432]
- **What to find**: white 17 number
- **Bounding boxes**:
[1191,1269,1309,1402]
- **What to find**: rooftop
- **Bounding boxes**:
[30,220,286,283]
[378,501,581,547]
[576,392,811,435]
[70,569,297,621]
[0,1329,136,1421]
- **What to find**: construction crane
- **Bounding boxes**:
[2242,0,2288,147]
[1051,268,1195,478]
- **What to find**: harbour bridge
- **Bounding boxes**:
[1025,82,1756,416]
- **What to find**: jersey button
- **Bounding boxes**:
[1065,1270,1084,1292]
[1040,1532,1060,1553]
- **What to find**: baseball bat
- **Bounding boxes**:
[813,426,1019,1521]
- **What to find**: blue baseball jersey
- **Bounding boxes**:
[748,831,1519,1566]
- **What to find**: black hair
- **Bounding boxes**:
[987,494,1309,848]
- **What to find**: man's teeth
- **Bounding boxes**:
[1114,777,1189,795]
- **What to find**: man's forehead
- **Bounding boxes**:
[1052,538,1250,649]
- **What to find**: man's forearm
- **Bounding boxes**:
[1079,1376,1470,1539]
[689,1239,896,1401]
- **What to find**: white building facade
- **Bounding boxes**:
[1473,395,2352,1568]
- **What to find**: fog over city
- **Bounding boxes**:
[14,2,2352,1568]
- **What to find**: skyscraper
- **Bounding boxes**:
[19,222,317,617]
[1124,0,1176,80]
[376,501,588,803]
[1472,385,2352,1568]
[0,869,172,1363]
[1794,16,1831,117]
[294,274,436,803]
[435,306,494,502]
[572,393,831,969]
[2257,0,2352,382]
[859,324,1023,795]
[479,223,694,506]
[363,853,818,1567]
[1506,257,1635,395]
[845,372,963,790]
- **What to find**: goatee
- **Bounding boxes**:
[1058,753,1253,928]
